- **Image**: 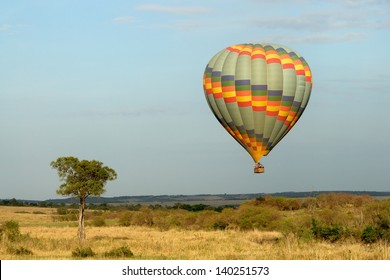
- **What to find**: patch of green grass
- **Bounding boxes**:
[7,246,33,256]
[104,246,134,258]
[72,247,95,258]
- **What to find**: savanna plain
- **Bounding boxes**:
[1,193,389,260]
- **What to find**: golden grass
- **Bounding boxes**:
[0,225,387,260]
[0,206,56,226]
[1,206,389,260]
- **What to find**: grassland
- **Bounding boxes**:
[1,194,390,260]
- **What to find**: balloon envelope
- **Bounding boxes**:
[203,43,312,163]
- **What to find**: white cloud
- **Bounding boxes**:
[136,4,212,15]
[0,24,12,32]
[367,18,390,29]
[335,0,389,7]
[112,16,136,24]
[252,10,372,32]
[265,33,366,44]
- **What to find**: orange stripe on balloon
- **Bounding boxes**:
[222,86,235,91]
[236,90,251,96]
[266,50,278,55]
[252,96,267,101]
[279,105,290,111]
[227,47,239,53]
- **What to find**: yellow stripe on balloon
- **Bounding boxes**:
[265,53,280,60]
[281,58,293,64]
[212,87,222,94]
[223,91,236,98]
[252,101,267,107]
[294,62,304,70]
[286,115,294,122]
[278,111,289,117]
[236,96,251,102]
[267,106,279,112]
[252,49,266,56]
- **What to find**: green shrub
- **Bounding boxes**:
[311,218,343,242]
[72,247,95,258]
[362,214,390,242]
[361,225,379,244]
[1,220,21,241]
[53,207,78,221]
[237,204,279,230]
[213,221,229,230]
[270,215,313,240]
[119,211,133,226]
[92,217,106,227]
[320,225,343,242]
[131,208,154,226]
[57,207,69,215]
[374,214,390,241]
[104,246,134,258]
[7,246,33,256]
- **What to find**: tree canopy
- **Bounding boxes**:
[51,156,117,198]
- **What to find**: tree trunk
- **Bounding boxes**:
[78,196,86,241]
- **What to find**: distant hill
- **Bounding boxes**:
[2,191,389,207]
[42,191,390,206]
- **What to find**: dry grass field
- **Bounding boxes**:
[1,205,389,260]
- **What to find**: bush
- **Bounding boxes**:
[72,247,95,258]
[53,208,79,221]
[1,220,21,241]
[119,211,133,227]
[104,246,134,258]
[7,246,33,256]
[213,220,229,230]
[361,225,379,244]
[57,207,69,215]
[374,214,390,241]
[119,208,154,227]
[270,215,313,240]
[311,219,343,242]
[237,204,280,230]
[132,208,154,226]
[361,214,390,243]
[92,217,106,227]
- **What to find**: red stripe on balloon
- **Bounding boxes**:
[224,97,236,103]
[238,101,251,107]
[266,58,281,64]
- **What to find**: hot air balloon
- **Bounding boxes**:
[203,43,312,173]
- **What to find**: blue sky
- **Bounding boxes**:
[1,0,389,200]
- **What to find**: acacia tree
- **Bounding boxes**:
[50,156,117,240]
